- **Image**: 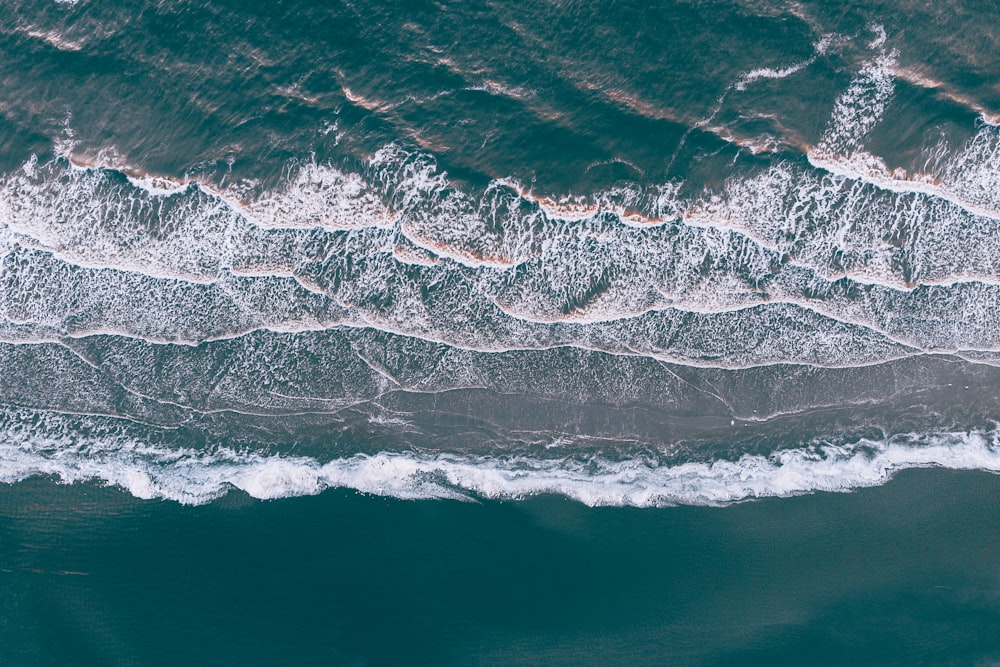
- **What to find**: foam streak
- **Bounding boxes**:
[2,423,998,507]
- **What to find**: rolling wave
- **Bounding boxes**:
[3,134,1000,366]
[2,408,997,506]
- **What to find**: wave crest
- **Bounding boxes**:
[2,411,998,506]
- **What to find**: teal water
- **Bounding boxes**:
[3,1,1000,660]
[3,468,1000,666]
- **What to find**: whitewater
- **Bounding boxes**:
[1,20,1000,507]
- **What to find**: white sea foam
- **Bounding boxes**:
[4,32,1000,369]
[815,49,896,156]
[246,162,395,231]
[2,423,999,506]
[25,29,85,52]
[734,58,815,91]
[2,26,1000,508]
[3,149,1000,366]
[806,26,1000,223]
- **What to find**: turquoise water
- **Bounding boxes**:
[3,468,1000,665]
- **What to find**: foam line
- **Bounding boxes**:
[4,40,1000,370]
[733,57,816,91]
[2,422,999,506]
[806,152,1000,223]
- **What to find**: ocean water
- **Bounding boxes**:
[3,470,1000,665]
[1,0,1000,662]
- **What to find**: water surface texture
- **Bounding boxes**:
[1,1,1000,661]
[2,0,1000,504]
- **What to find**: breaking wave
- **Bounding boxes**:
[3,117,1000,368]
[2,412,998,506]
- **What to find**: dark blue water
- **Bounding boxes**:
[1,0,1000,662]
[3,469,1000,666]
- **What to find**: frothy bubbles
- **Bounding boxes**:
[2,412,999,507]
[2,25,1000,505]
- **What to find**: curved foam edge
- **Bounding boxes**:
[2,426,998,506]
